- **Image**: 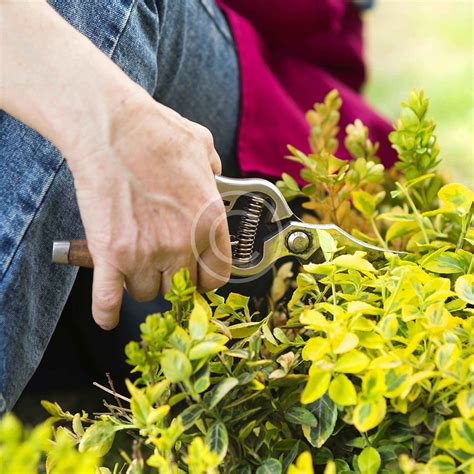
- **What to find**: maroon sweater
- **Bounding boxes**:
[218,0,396,182]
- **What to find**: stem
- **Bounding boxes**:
[371,215,388,249]
[93,382,131,403]
[396,182,430,244]
[106,372,124,410]
[457,457,474,472]
[431,382,470,407]
[330,270,337,305]
[456,206,473,251]
[183,379,202,404]
[385,272,403,314]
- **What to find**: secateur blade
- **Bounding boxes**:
[215,176,405,278]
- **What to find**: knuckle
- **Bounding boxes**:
[200,272,227,292]
[131,291,155,303]
[158,233,192,257]
[194,125,215,152]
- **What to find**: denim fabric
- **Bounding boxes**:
[0,0,239,412]
[351,0,375,10]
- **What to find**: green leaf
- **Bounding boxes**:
[256,459,282,474]
[304,394,337,448]
[189,292,210,340]
[301,370,331,404]
[302,337,331,362]
[408,407,427,427]
[427,455,457,473]
[78,421,121,457]
[352,191,377,217]
[421,250,465,274]
[205,421,228,462]
[282,442,301,473]
[40,400,66,419]
[334,350,370,374]
[284,407,318,427]
[126,380,151,428]
[456,390,474,419]
[72,414,84,437]
[449,418,474,454]
[0,413,22,443]
[353,397,386,432]
[332,254,376,273]
[328,374,357,406]
[455,275,474,304]
[189,342,226,360]
[438,183,473,216]
[160,349,192,383]
[317,229,337,261]
[238,420,256,442]
[226,293,250,311]
[435,420,456,450]
[229,320,264,339]
[358,447,381,474]
[385,221,419,243]
[180,405,204,429]
[209,377,239,409]
[362,370,386,398]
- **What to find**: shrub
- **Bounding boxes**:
[1,90,473,474]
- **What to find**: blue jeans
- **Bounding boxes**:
[0,0,240,412]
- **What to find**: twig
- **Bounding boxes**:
[107,372,124,410]
[456,206,473,251]
[93,381,131,403]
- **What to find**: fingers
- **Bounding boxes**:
[195,124,221,176]
[125,269,161,303]
[92,259,125,330]
[209,150,222,176]
[161,256,197,296]
[198,220,232,291]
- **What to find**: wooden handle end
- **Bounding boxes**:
[52,240,94,268]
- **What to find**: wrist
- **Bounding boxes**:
[54,74,144,162]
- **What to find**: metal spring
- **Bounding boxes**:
[233,194,266,263]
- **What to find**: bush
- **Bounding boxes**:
[1,90,473,474]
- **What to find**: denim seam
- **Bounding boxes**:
[0,149,62,285]
[109,0,140,57]
[197,0,234,46]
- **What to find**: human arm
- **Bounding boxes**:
[0,0,231,329]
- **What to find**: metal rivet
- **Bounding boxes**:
[287,231,310,254]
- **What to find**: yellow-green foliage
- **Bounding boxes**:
[0,90,472,474]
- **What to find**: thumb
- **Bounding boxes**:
[92,259,124,330]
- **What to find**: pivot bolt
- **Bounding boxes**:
[287,231,310,254]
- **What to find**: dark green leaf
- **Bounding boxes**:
[209,377,239,409]
[180,405,204,429]
[79,421,122,457]
[304,394,338,448]
[205,421,228,462]
[284,407,318,427]
[256,459,282,474]
[282,441,301,472]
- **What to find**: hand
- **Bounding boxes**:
[64,90,231,330]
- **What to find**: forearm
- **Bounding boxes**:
[0,0,141,155]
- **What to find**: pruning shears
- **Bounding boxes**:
[52,176,400,277]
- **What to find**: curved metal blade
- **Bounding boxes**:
[302,222,406,255]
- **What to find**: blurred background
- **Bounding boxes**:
[13,0,473,424]
[364,0,473,186]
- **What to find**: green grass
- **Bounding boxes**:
[364,0,473,185]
